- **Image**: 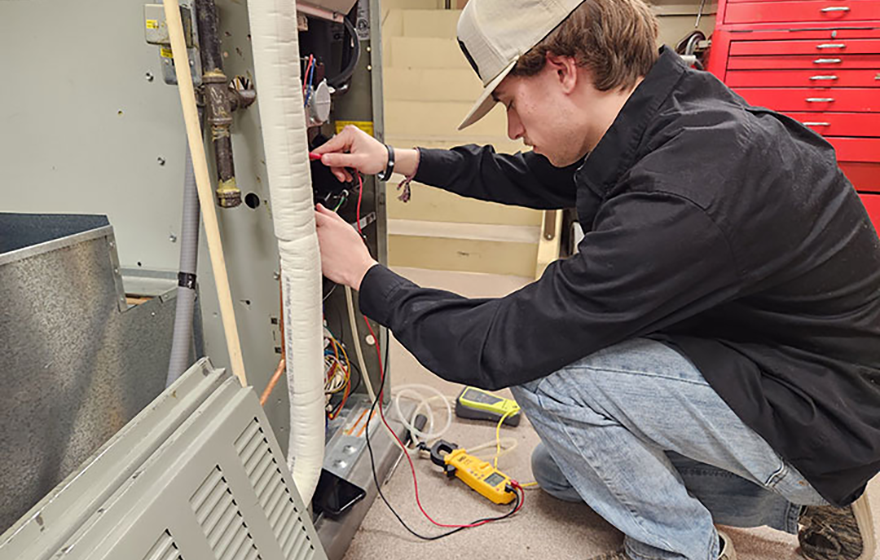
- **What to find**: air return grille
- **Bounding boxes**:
[235,418,314,558]
[190,466,261,560]
[142,530,183,560]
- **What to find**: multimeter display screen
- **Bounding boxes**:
[484,472,505,487]
[463,389,502,405]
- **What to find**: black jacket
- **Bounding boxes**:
[359,47,880,506]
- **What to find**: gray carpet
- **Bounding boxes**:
[342,268,879,560]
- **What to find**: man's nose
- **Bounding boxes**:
[507,110,524,141]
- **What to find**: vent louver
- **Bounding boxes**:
[191,466,261,560]
[235,418,314,558]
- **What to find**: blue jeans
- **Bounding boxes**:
[509,338,829,560]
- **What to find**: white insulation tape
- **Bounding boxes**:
[247,0,324,505]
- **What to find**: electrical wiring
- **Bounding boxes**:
[350,171,523,535]
[343,172,377,402]
[494,408,518,469]
[323,323,355,419]
[326,17,361,89]
[302,54,315,108]
[363,323,524,541]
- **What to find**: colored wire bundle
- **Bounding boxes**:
[324,324,354,420]
[303,54,317,108]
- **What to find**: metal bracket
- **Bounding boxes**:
[144,2,203,86]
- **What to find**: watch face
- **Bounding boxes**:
[463,388,502,406]
[483,472,505,487]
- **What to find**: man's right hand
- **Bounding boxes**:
[312,125,388,183]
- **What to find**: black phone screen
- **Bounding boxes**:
[313,469,366,519]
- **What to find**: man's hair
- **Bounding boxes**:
[510,0,659,91]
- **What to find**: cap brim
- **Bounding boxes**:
[458,58,518,131]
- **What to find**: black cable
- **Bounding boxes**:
[327,17,361,89]
[363,324,522,541]
[347,354,363,396]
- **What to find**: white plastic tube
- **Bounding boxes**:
[247,0,324,505]
[393,384,453,443]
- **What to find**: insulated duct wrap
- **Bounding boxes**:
[247,0,324,505]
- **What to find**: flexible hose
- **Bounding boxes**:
[346,286,376,402]
[166,112,203,387]
[248,0,324,505]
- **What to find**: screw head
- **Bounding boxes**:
[157,156,166,166]
[169,233,178,243]
[145,71,154,82]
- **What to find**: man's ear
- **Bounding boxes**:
[544,52,579,93]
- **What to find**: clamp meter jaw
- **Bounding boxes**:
[430,440,516,505]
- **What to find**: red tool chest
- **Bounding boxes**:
[706,0,880,230]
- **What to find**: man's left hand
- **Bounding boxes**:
[314,203,377,291]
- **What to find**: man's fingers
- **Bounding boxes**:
[316,203,333,216]
[320,152,359,168]
[312,129,351,155]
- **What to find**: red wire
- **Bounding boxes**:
[356,173,364,234]
[302,55,314,95]
[356,171,522,529]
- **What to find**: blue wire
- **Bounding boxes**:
[303,57,317,108]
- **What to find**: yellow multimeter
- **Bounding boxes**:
[455,386,521,426]
[430,440,516,505]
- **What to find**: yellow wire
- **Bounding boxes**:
[324,336,352,394]
[494,408,518,469]
[519,481,539,488]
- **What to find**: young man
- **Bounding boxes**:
[312,0,880,558]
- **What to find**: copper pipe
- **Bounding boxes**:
[260,277,287,406]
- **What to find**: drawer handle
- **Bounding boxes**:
[814,58,843,64]
[806,97,836,102]
[810,74,839,80]
[816,43,846,49]
[820,6,851,12]
[803,122,831,126]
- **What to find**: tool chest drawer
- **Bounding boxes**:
[726,69,880,87]
[728,53,880,69]
[712,0,880,235]
[784,112,880,136]
[725,1,880,25]
[729,38,880,55]
[841,162,880,191]
[827,137,880,162]
[734,88,880,111]
[722,28,880,41]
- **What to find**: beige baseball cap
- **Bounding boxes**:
[456,0,585,130]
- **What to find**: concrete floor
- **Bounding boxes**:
[342,267,880,560]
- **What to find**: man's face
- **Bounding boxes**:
[492,57,635,167]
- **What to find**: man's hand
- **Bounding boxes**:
[315,204,378,290]
[312,125,388,183]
